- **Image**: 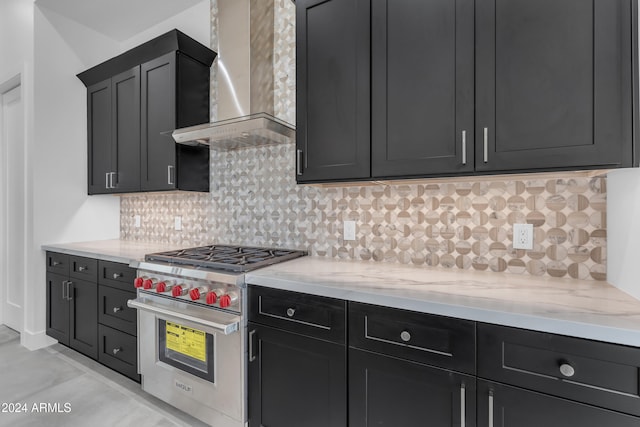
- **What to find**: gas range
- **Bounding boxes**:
[127,244,306,427]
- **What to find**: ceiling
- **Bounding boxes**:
[35,0,204,41]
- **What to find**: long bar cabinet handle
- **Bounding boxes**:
[460,383,466,427]
[167,165,174,185]
[249,329,257,362]
[462,131,467,165]
[488,389,494,427]
[483,127,489,163]
[61,280,67,300]
[296,149,303,176]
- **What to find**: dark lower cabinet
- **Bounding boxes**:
[46,252,139,382]
[46,272,70,345]
[349,348,476,427]
[46,270,98,359]
[477,381,640,427]
[248,323,346,427]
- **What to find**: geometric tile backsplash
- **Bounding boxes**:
[121,143,608,281]
[121,0,607,281]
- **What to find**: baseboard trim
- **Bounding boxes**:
[21,329,56,350]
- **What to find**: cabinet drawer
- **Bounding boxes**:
[248,285,346,344]
[98,260,137,292]
[98,286,137,336]
[98,324,139,382]
[69,256,98,281]
[478,323,640,417]
[46,252,69,275]
[349,302,476,374]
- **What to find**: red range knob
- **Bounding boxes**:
[219,294,232,308]
[205,291,218,305]
[172,285,183,297]
[142,279,157,290]
[156,280,175,293]
[189,288,201,300]
[134,277,144,288]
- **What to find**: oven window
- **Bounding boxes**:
[158,320,215,383]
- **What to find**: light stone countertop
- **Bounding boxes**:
[41,239,182,265]
[41,240,640,347]
[245,257,640,347]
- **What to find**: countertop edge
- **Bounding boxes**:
[42,245,136,265]
[245,273,640,348]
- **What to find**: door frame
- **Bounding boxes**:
[0,73,25,332]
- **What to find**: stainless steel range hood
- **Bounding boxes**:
[172,0,295,149]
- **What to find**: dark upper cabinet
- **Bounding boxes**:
[79,29,215,194]
[476,0,636,173]
[371,0,475,178]
[296,0,638,183]
[296,0,371,182]
[87,79,113,195]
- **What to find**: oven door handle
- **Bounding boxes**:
[127,299,240,335]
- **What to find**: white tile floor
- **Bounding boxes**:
[0,326,208,427]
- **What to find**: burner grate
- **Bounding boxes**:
[145,245,306,272]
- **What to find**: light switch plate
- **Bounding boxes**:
[344,221,356,241]
[174,216,182,231]
[513,223,533,250]
[134,215,141,228]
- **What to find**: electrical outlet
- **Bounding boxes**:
[344,221,356,241]
[134,215,141,228]
[513,223,533,250]
[174,216,182,231]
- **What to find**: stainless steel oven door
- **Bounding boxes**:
[128,295,246,427]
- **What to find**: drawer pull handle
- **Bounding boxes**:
[78,266,87,272]
[113,273,123,279]
[460,383,466,427]
[488,390,494,427]
[559,363,575,378]
[113,306,123,313]
[286,308,296,318]
[53,261,61,266]
[400,330,411,342]
[112,347,122,355]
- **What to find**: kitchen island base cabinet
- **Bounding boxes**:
[247,323,346,427]
[478,381,640,427]
[349,348,476,427]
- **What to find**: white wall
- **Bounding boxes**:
[21,1,211,350]
[607,170,640,299]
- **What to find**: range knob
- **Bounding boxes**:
[156,280,175,293]
[189,286,210,301]
[133,277,146,288]
[219,292,238,308]
[142,278,158,290]
[205,288,226,305]
[172,284,191,297]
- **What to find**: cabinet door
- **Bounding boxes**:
[476,0,634,172]
[350,348,476,427]
[478,381,640,427]
[46,272,69,346]
[371,0,474,178]
[69,279,98,359]
[296,0,371,182]
[87,79,112,195]
[141,52,177,191]
[111,67,141,192]
[248,323,346,427]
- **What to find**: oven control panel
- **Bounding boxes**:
[134,271,241,313]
